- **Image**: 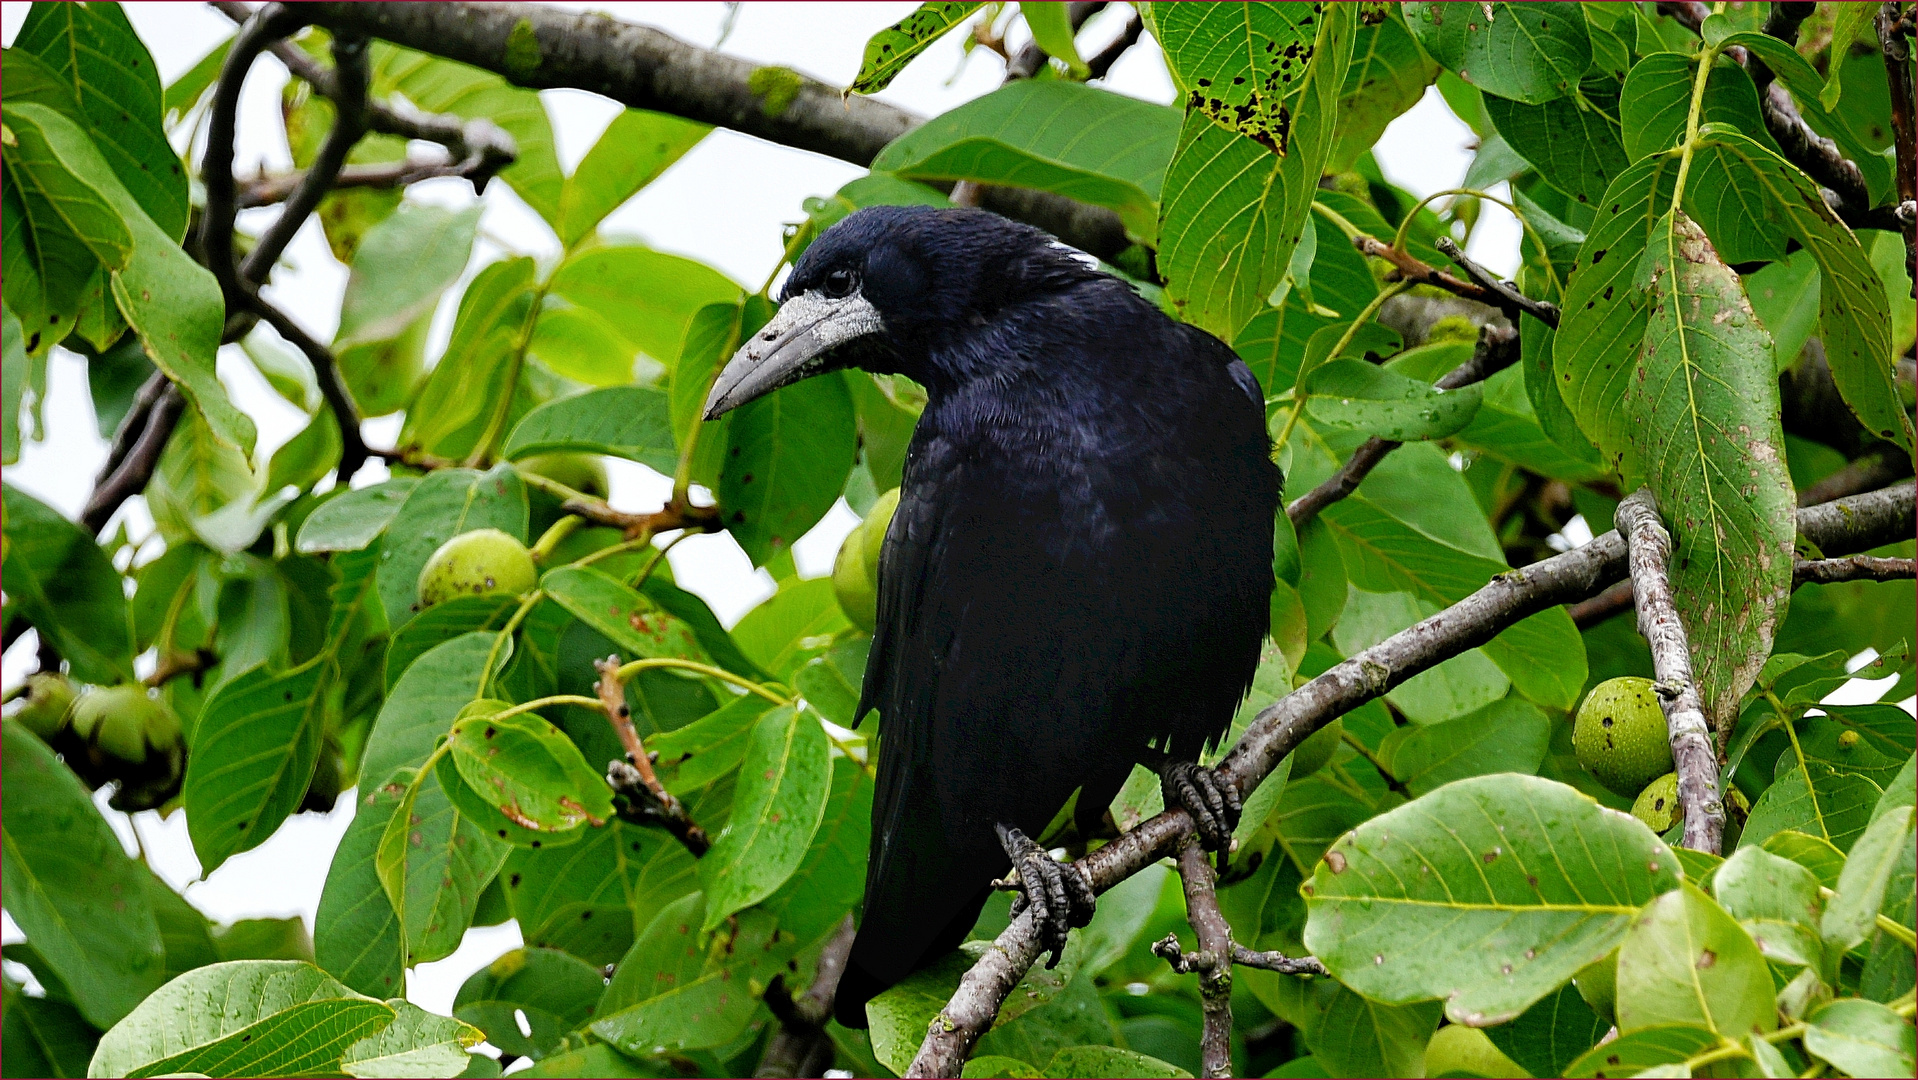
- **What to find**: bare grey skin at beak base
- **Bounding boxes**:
[702,289,886,420]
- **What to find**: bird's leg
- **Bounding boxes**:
[1151,753,1242,861]
[992,824,1096,969]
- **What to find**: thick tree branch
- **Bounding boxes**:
[1615,490,1723,854]
[595,657,710,856]
[756,915,858,1079]
[1793,554,1916,586]
[1286,323,1520,529]
[292,2,1136,262]
[908,481,1916,1077]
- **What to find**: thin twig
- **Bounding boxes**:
[1433,237,1561,328]
[237,154,504,207]
[756,914,857,1079]
[250,304,370,481]
[1168,835,1235,1079]
[1797,450,1912,507]
[1354,235,1501,307]
[1879,2,1917,295]
[595,656,710,856]
[240,32,369,282]
[1793,555,1916,587]
[1286,323,1519,529]
[81,384,186,535]
[1615,490,1723,854]
[1005,1,1104,79]
[905,481,1916,1077]
[1085,11,1145,81]
[1568,580,1635,630]
[1230,945,1327,977]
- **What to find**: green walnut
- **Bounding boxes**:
[1573,676,1673,797]
[1424,1024,1528,1079]
[1575,951,1618,1023]
[1633,772,1681,833]
[418,528,538,608]
[69,685,178,764]
[11,672,75,741]
[833,488,900,633]
[518,453,609,499]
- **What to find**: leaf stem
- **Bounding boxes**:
[1671,40,1724,213]
[529,514,585,563]
[614,656,790,704]
[485,694,606,722]
[478,590,543,701]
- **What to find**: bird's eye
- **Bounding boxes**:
[821,268,859,299]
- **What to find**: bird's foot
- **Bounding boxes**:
[992,824,1096,969]
[1159,760,1241,860]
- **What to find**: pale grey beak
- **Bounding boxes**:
[703,290,886,419]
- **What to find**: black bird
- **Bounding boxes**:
[703,207,1278,1028]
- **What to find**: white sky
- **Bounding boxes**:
[0,1,1517,1018]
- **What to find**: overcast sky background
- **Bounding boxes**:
[15,0,1875,1023]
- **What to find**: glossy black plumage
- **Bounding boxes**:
[744,208,1278,1027]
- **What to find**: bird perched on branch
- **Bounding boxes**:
[704,206,1279,1028]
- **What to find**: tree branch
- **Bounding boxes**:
[1165,835,1235,1079]
[1433,236,1562,328]
[237,154,508,208]
[907,481,1916,1077]
[1793,554,1916,586]
[1229,945,1326,977]
[1615,490,1723,854]
[1085,11,1146,81]
[1879,2,1917,295]
[240,32,370,282]
[81,383,186,535]
[292,1,1136,262]
[1286,323,1520,529]
[594,657,710,856]
[1354,235,1502,308]
[756,915,857,1079]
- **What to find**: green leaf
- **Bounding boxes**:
[731,577,853,680]
[794,638,869,728]
[452,947,603,1062]
[1302,357,1482,440]
[540,565,711,665]
[315,778,408,999]
[295,479,417,554]
[1378,697,1550,794]
[3,101,252,457]
[1453,364,1608,484]
[264,405,343,500]
[1300,983,1441,1079]
[871,81,1179,246]
[1484,78,1629,207]
[433,751,585,851]
[515,1044,659,1078]
[1302,775,1682,1027]
[1041,1046,1188,1078]
[2,303,25,464]
[1822,805,1915,951]
[1,483,135,684]
[182,659,329,875]
[849,2,985,95]
[868,938,1084,1074]
[1561,1024,1721,1078]
[1483,983,1610,1080]
[147,409,281,555]
[964,1056,1044,1079]
[400,258,540,461]
[1711,844,1826,968]
[669,299,754,488]
[591,892,797,1054]
[1697,131,1910,451]
[1333,588,1509,723]
[335,202,482,418]
[1619,54,1767,162]
[650,693,777,793]
[376,767,512,966]
[504,815,705,967]
[360,632,501,789]
[1616,881,1774,1036]
[1745,762,1883,854]
[545,246,743,375]
[88,960,395,1079]
[384,594,519,692]
[162,36,232,127]
[1020,2,1087,76]
[1715,31,1895,203]
[719,371,857,567]
[557,109,707,249]
[3,978,99,1078]
[1329,14,1438,173]
[1803,998,1916,1080]
[377,465,529,632]
[502,387,676,476]
[1402,1,1591,104]
[1156,5,1354,338]
[13,2,188,239]
[1,722,165,1030]
[760,754,873,945]
[340,999,482,1078]
[0,103,133,272]
[449,706,613,831]
[698,705,831,929]
[1759,829,1848,890]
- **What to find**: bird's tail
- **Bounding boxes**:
[833,886,992,1029]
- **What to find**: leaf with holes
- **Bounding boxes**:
[849,2,985,95]
[1302,775,1681,1026]
[375,766,512,966]
[540,565,711,665]
[315,778,408,1000]
[1616,882,1774,1037]
[1485,78,1629,207]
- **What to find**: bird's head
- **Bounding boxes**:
[703,205,1101,418]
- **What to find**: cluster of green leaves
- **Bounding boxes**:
[3,2,1914,1078]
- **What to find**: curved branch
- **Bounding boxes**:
[908,480,1916,1077]
[239,30,370,282]
[1433,237,1562,328]
[81,383,186,535]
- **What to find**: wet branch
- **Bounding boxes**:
[594,656,710,856]
[1162,836,1236,1078]
[1615,490,1723,854]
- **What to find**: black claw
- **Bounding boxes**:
[1160,761,1242,860]
[995,824,1096,968]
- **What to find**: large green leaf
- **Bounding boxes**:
[359,632,500,789]
[448,706,613,831]
[1804,998,1917,1078]
[1483,983,1610,1080]
[1717,30,1896,204]
[1,722,165,1030]
[1615,882,1774,1037]
[1402,1,1591,104]
[1822,804,1916,951]
[556,109,707,249]
[1711,845,1825,969]
[1300,983,1442,1079]
[3,101,251,456]
[1561,1024,1720,1077]
[759,754,873,945]
[400,258,540,461]
[3,978,99,1078]
[182,659,329,875]
[1,483,134,684]
[375,464,528,632]
[0,102,133,277]
[591,892,797,1054]
[1328,14,1437,173]
[698,705,832,929]
[1484,78,1628,207]
[294,479,417,554]
[544,246,742,374]
[502,386,676,476]
[1378,697,1550,795]
[88,960,408,1079]
[375,767,512,966]
[650,693,777,793]
[383,594,519,692]
[315,778,408,999]
[503,815,704,967]
[334,202,482,417]
[849,2,985,95]
[718,371,857,566]
[13,1,188,239]
[1302,775,1681,1026]
[1156,3,1355,338]
[452,947,603,1062]
[338,1000,481,1078]
[731,576,853,679]
[540,565,711,665]
[1453,364,1608,483]
[1303,357,1482,441]
[871,81,1180,245]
